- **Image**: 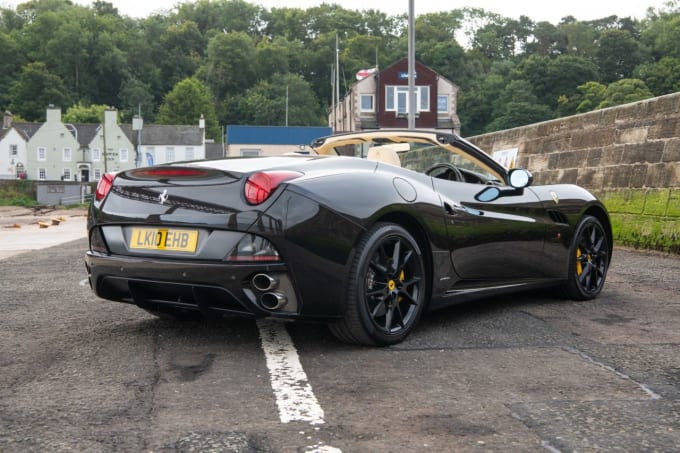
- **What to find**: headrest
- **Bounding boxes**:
[366,144,404,167]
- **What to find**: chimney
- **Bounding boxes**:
[45,105,61,124]
[2,111,11,129]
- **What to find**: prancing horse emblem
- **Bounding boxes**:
[159,189,169,205]
[550,191,559,205]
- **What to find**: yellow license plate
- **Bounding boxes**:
[130,228,199,252]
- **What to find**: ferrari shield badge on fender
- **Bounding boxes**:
[550,191,559,204]
[159,189,168,205]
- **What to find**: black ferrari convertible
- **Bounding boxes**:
[85,130,611,346]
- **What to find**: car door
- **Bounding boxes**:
[433,178,548,281]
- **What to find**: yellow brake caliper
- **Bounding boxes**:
[397,270,405,302]
[576,248,583,276]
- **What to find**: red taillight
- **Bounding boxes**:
[95,172,116,201]
[244,171,302,205]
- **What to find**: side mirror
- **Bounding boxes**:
[475,168,533,202]
[508,168,533,188]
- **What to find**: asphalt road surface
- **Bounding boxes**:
[1,239,679,452]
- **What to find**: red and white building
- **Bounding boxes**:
[329,58,461,134]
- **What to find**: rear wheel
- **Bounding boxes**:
[329,223,426,346]
[561,215,610,300]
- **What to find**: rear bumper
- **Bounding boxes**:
[85,251,304,319]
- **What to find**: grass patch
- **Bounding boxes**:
[0,180,37,206]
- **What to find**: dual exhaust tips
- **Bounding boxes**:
[252,273,287,311]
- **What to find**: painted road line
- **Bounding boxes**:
[257,318,326,424]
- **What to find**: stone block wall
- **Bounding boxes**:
[467,92,680,253]
[468,92,680,190]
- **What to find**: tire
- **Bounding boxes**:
[329,223,427,346]
[561,215,610,300]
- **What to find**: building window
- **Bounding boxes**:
[419,86,430,111]
[37,147,46,161]
[385,86,430,113]
[92,148,101,162]
[38,168,46,180]
[360,94,375,112]
[166,147,175,162]
[120,148,129,162]
[94,168,101,180]
[63,147,72,162]
[10,144,18,157]
[63,168,71,181]
[240,149,261,157]
[437,95,449,113]
[186,147,194,160]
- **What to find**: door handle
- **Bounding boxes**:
[444,201,465,215]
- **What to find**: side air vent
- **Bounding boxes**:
[548,210,569,225]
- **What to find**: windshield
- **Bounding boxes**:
[323,138,504,184]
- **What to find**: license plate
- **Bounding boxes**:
[130,228,199,252]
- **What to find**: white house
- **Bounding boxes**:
[3,106,207,182]
[122,119,206,167]
[25,106,82,182]
[83,109,136,182]
[0,111,30,179]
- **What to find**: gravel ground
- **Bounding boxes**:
[0,205,88,227]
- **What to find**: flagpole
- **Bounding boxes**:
[336,33,340,133]
[408,0,416,130]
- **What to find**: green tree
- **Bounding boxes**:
[157,77,220,140]
[118,77,156,122]
[199,31,256,101]
[486,79,553,132]
[175,0,264,36]
[8,62,71,121]
[62,103,109,123]
[0,31,23,109]
[526,21,567,56]
[596,29,646,82]
[156,20,205,91]
[598,78,654,108]
[514,55,598,109]
[633,57,680,95]
[254,36,292,79]
[459,62,515,135]
[573,81,607,113]
[559,17,598,58]
[236,73,324,126]
[641,8,680,60]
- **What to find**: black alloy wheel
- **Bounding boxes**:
[330,223,426,346]
[562,215,610,300]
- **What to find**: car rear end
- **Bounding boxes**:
[85,161,307,320]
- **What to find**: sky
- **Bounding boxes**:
[0,0,674,23]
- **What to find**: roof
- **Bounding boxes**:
[73,124,100,147]
[9,122,42,140]
[226,126,332,146]
[120,124,203,146]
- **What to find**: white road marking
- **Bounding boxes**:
[304,443,343,453]
[563,346,662,400]
[257,318,326,425]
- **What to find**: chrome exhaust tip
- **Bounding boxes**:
[260,292,288,311]
[252,273,279,292]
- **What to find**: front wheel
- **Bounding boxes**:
[561,215,610,300]
[329,223,427,346]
